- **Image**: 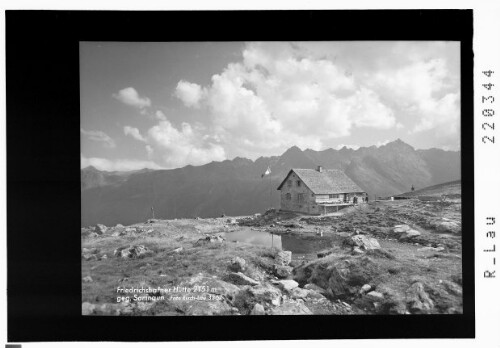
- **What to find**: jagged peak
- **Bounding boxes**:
[383,138,414,150]
[282,145,303,154]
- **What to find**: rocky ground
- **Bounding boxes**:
[82,198,462,316]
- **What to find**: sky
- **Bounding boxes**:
[80,41,460,171]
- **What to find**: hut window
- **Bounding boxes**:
[297,193,304,202]
[285,193,291,200]
[329,194,339,199]
[297,180,301,187]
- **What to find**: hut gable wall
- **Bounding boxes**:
[279,172,319,214]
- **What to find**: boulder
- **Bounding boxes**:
[82,254,98,261]
[274,279,299,292]
[269,301,312,315]
[290,287,310,299]
[229,257,246,272]
[393,224,410,233]
[112,230,126,237]
[294,255,379,300]
[82,276,93,283]
[82,248,99,254]
[82,302,96,315]
[275,250,292,266]
[115,245,154,259]
[366,291,384,301]
[234,284,282,312]
[441,280,463,296]
[273,265,293,279]
[194,234,225,246]
[405,229,421,238]
[250,303,266,315]
[436,220,461,234]
[305,289,327,300]
[345,235,380,251]
[225,272,260,286]
[248,284,282,306]
[352,247,364,255]
[359,284,372,294]
[95,224,108,234]
[405,282,434,314]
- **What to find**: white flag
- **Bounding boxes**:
[261,166,271,178]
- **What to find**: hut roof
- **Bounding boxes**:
[277,168,364,194]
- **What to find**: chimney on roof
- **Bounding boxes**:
[317,165,323,173]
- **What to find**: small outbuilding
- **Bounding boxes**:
[277,166,367,215]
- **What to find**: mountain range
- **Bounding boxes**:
[81,139,460,226]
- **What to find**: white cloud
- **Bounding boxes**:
[123,126,146,142]
[80,128,116,148]
[113,87,151,109]
[335,144,360,150]
[375,140,391,147]
[81,155,162,171]
[412,93,460,135]
[174,42,401,158]
[367,58,460,138]
[174,80,205,108]
[145,145,154,159]
[155,110,167,121]
[148,118,226,168]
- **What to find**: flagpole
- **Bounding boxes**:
[269,165,272,210]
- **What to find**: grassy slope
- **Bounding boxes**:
[82,197,462,315]
[395,180,461,198]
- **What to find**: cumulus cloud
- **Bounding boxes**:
[145,145,154,159]
[148,118,226,168]
[174,80,205,108]
[367,57,460,139]
[173,42,403,158]
[113,87,151,109]
[80,128,116,148]
[123,126,146,142]
[81,155,162,171]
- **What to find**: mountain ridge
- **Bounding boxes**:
[81,139,460,226]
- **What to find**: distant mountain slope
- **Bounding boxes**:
[395,180,461,198]
[81,166,153,190]
[81,139,461,226]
